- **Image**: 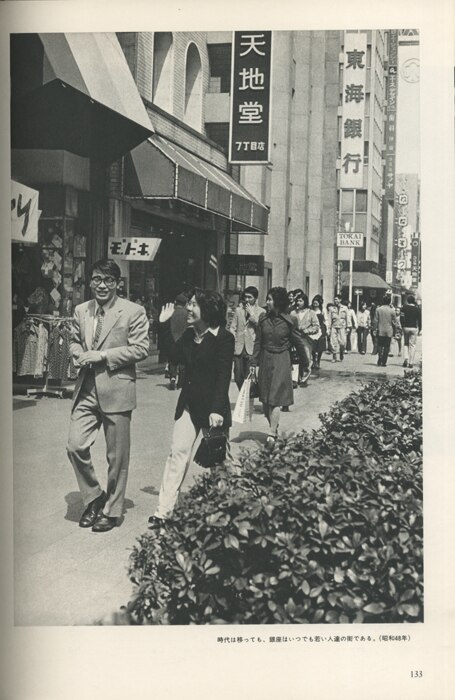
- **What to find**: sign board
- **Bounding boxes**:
[229,31,272,164]
[386,270,393,284]
[337,230,363,247]
[340,32,367,188]
[221,254,265,276]
[108,237,161,261]
[384,30,398,200]
[11,180,41,244]
[354,288,362,295]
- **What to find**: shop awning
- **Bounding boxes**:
[124,135,269,234]
[341,271,390,290]
[11,33,153,161]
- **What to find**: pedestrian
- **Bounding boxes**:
[229,285,266,390]
[67,259,149,532]
[345,301,358,352]
[400,294,422,368]
[310,296,327,370]
[369,302,378,355]
[249,287,307,446]
[326,302,334,354]
[392,306,403,357]
[373,293,396,367]
[356,301,370,354]
[327,295,349,362]
[291,292,320,384]
[168,293,188,389]
[148,289,234,527]
[287,289,298,313]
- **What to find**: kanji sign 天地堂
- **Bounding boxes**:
[108,237,161,261]
[229,31,272,164]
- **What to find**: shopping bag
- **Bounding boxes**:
[291,364,299,383]
[232,376,254,423]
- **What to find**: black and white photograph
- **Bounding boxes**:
[1,0,454,698]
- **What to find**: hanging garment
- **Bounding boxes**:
[13,319,40,376]
[33,323,49,378]
[47,323,71,380]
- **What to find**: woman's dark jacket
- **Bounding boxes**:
[159,321,235,428]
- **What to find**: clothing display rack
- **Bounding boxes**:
[23,314,73,399]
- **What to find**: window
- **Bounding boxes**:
[152,33,173,112]
[356,190,368,212]
[184,43,203,130]
[341,190,354,213]
[207,44,232,93]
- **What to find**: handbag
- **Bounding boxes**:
[194,428,227,469]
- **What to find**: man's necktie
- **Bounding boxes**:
[92,306,105,349]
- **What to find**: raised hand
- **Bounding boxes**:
[159,303,175,323]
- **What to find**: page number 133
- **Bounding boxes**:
[411,671,423,678]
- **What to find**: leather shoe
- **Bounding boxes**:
[92,514,118,532]
[79,492,106,528]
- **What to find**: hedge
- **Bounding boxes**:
[124,370,422,625]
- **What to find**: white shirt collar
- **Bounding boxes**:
[208,326,220,336]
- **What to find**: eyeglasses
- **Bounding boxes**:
[90,275,117,288]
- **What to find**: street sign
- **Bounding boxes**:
[337,230,363,247]
[354,289,362,295]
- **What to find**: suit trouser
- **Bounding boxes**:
[330,327,346,355]
[357,327,368,353]
[155,409,229,520]
[233,349,251,390]
[377,336,392,365]
[67,372,131,518]
[403,328,418,364]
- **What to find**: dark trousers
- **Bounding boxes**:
[377,336,392,366]
[234,349,251,390]
[357,327,368,353]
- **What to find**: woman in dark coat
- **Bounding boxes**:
[311,296,327,369]
[149,288,234,526]
[250,287,307,446]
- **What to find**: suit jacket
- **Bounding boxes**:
[70,296,149,413]
[374,305,397,338]
[159,321,234,428]
[229,304,266,355]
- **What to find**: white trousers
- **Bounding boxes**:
[155,409,229,519]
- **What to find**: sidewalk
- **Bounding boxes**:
[12,340,420,625]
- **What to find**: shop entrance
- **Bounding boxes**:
[159,229,207,304]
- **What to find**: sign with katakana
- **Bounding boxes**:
[340,32,367,188]
[229,31,272,164]
[108,237,161,261]
[11,180,41,244]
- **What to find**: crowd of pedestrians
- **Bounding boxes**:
[65,260,421,533]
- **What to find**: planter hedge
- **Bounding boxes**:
[125,371,422,625]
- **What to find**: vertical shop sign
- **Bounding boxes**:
[11,180,41,244]
[340,32,367,188]
[385,30,398,200]
[229,31,272,164]
[411,237,420,288]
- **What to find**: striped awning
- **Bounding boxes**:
[124,135,269,235]
[11,33,153,160]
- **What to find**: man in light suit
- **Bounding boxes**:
[374,293,397,367]
[67,259,149,532]
[229,286,266,390]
